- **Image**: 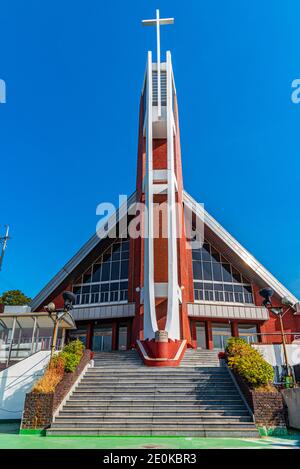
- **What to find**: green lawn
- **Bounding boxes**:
[1,422,300,449]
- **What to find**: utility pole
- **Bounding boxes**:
[0,225,10,271]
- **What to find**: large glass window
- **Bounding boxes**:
[192,241,254,304]
[72,238,129,305]
[238,324,258,344]
[212,323,232,350]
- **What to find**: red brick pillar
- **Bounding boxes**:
[231,321,239,338]
[206,321,214,350]
[112,322,118,350]
[86,323,92,349]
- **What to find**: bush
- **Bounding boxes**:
[60,351,81,373]
[32,355,65,393]
[32,339,85,392]
[63,339,84,357]
[226,337,274,388]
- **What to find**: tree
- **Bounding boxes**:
[0,290,32,306]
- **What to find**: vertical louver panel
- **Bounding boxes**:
[152,71,167,106]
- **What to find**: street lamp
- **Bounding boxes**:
[259,288,295,386]
[45,291,76,358]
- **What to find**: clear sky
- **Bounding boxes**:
[0,0,299,300]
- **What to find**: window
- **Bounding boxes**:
[238,324,258,344]
[72,238,129,305]
[192,241,254,304]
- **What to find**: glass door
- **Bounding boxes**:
[92,326,112,351]
[118,326,128,350]
[196,322,207,349]
[212,323,232,350]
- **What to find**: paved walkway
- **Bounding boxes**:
[1,423,300,449]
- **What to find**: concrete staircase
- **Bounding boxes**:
[47,349,258,437]
[180,348,220,367]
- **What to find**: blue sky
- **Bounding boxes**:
[0,0,300,299]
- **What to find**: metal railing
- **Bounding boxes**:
[0,336,63,364]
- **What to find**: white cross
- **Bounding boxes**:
[142,9,174,117]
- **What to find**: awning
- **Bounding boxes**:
[0,311,76,330]
[187,303,269,321]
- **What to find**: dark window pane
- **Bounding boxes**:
[100,283,109,292]
[92,264,101,282]
[82,285,90,294]
[109,281,119,291]
[102,251,112,263]
[121,240,130,251]
[192,250,201,260]
[120,261,129,279]
[194,282,203,290]
[91,284,100,293]
[221,264,232,282]
[231,268,241,283]
[112,251,121,261]
[101,262,110,281]
[243,285,253,293]
[211,248,220,263]
[83,271,92,283]
[121,250,129,260]
[120,281,128,290]
[213,283,223,291]
[110,261,120,280]
[203,262,212,280]
[112,242,121,252]
[193,261,203,280]
[224,284,234,292]
[212,263,222,281]
[201,245,211,261]
[73,286,81,294]
[233,285,243,293]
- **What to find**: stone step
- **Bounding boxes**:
[60,409,249,416]
[72,389,239,395]
[63,403,247,410]
[51,419,255,428]
[57,412,251,421]
[89,367,226,372]
[68,395,243,405]
[47,427,258,437]
[77,383,236,390]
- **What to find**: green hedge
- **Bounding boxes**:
[58,339,85,373]
[226,337,274,388]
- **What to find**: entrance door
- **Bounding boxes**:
[118,326,128,350]
[212,323,232,350]
[92,326,112,351]
[196,323,206,349]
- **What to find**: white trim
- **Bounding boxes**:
[136,339,186,362]
[143,52,158,339]
[165,51,180,340]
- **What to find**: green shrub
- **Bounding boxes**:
[63,339,84,356]
[226,337,274,388]
[60,351,81,373]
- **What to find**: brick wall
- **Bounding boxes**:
[21,349,91,430]
[233,371,287,428]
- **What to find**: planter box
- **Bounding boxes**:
[233,371,288,429]
[21,349,91,430]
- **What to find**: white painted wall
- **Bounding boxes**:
[253,344,300,367]
[0,351,50,420]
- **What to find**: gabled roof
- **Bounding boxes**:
[31,189,298,311]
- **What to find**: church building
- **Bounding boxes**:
[30,11,300,366]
